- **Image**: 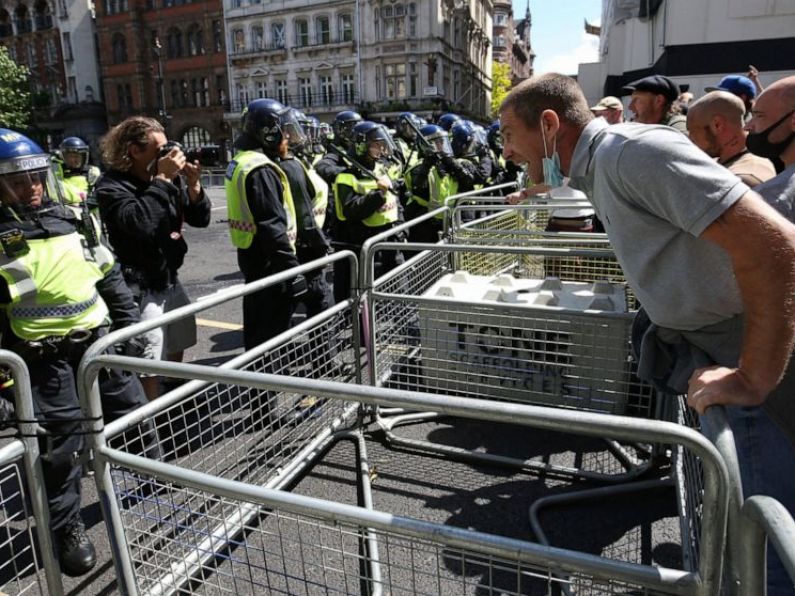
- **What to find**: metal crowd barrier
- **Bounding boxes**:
[740,495,795,595]
[199,168,227,188]
[77,252,360,595]
[77,348,731,595]
[0,350,63,595]
[362,241,655,481]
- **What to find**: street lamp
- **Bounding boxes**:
[153,37,167,121]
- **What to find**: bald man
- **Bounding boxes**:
[747,75,795,222]
[687,91,775,188]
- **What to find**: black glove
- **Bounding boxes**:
[290,274,308,298]
[115,335,149,358]
[441,154,457,170]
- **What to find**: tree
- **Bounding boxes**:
[490,61,512,119]
[0,46,32,129]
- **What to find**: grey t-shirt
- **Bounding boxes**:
[569,119,749,330]
[754,162,795,222]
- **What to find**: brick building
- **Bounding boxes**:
[492,0,533,85]
[95,0,230,151]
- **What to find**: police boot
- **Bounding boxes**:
[56,514,97,576]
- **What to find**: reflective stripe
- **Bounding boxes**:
[11,291,99,319]
[229,219,257,233]
[0,258,37,301]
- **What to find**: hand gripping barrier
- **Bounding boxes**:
[76,354,730,596]
[0,350,64,595]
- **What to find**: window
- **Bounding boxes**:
[232,28,244,52]
[251,25,263,49]
[275,79,287,104]
[62,32,73,60]
[67,76,77,102]
[191,78,200,106]
[339,13,352,42]
[166,27,182,58]
[341,73,354,103]
[216,74,225,105]
[453,17,460,48]
[117,83,133,110]
[14,4,31,33]
[315,16,329,44]
[385,63,405,99]
[180,79,189,107]
[381,3,406,40]
[408,3,416,37]
[373,8,379,41]
[382,6,392,39]
[235,82,249,106]
[212,20,222,52]
[33,0,52,30]
[495,12,507,26]
[170,79,179,108]
[111,32,127,63]
[299,77,312,107]
[494,34,505,48]
[453,69,460,102]
[187,24,203,56]
[104,0,127,15]
[26,41,35,64]
[255,79,266,98]
[271,22,284,48]
[0,9,12,38]
[45,37,57,63]
[294,19,308,46]
[85,85,94,101]
[409,62,417,97]
[319,75,332,105]
[181,126,211,148]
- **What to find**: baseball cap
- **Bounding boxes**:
[590,96,623,111]
[705,75,757,99]
[622,75,681,103]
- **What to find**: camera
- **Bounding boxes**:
[158,140,184,158]
[185,145,222,167]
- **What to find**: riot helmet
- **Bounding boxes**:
[242,98,295,152]
[487,120,502,155]
[437,113,461,132]
[318,122,332,142]
[59,136,90,171]
[0,128,66,214]
[282,108,310,153]
[419,124,452,157]
[332,111,363,149]
[450,121,479,158]
[351,121,394,163]
[395,112,424,142]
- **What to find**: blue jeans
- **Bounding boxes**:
[723,406,795,595]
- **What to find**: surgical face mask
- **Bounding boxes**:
[746,109,795,160]
[540,123,564,188]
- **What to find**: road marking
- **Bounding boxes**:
[196,318,243,331]
[211,205,227,211]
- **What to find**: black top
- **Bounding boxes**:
[315,152,347,186]
[0,204,140,339]
[278,156,330,262]
[95,170,211,290]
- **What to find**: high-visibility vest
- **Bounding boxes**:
[334,168,399,228]
[298,160,329,230]
[64,166,101,194]
[0,230,114,340]
[225,150,297,250]
[428,167,459,219]
[60,179,85,205]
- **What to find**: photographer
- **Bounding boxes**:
[95,116,211,399]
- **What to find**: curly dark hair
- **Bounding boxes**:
[99,116,164,172]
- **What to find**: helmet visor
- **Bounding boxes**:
[425,133,452,156]
[366,126,395,160]
[279,110,308,150]
[0,158,68,214]
[62,148,88,170]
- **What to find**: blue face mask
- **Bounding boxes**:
[541,124,564,188]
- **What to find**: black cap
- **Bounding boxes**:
[622,75,680,103]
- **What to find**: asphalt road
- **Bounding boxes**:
[3,186,684,595]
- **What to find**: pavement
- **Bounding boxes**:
[1,187,684,595]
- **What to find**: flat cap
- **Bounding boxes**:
[590,96,623,111]
[622,75,680,103]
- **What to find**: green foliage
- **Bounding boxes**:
[490,61,512,119]
[0,46,32,129]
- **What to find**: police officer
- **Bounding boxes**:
[279,109,333,318]
[225,99,304,350]
[332,121,403,300]
[393,112,425,170]
[451,120,494,188]
[316,110,362,187]
[405,124,475,242]
[0,129,152,576]
[59,137,101,196]
[487,120,521,187]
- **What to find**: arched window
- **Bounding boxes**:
[33,0,52,29]
[111,32,127,63]
[166,26,182,58]
[186,23,203,56]
[14,4,32,34]
[0,9,13,37]
[181,125,212,148]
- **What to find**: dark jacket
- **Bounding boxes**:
[0,204,140,340]
[95,170,211,290]
[278,156,331,263]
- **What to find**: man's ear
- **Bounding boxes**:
[540,109,560,136]
[711,115,725,134]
